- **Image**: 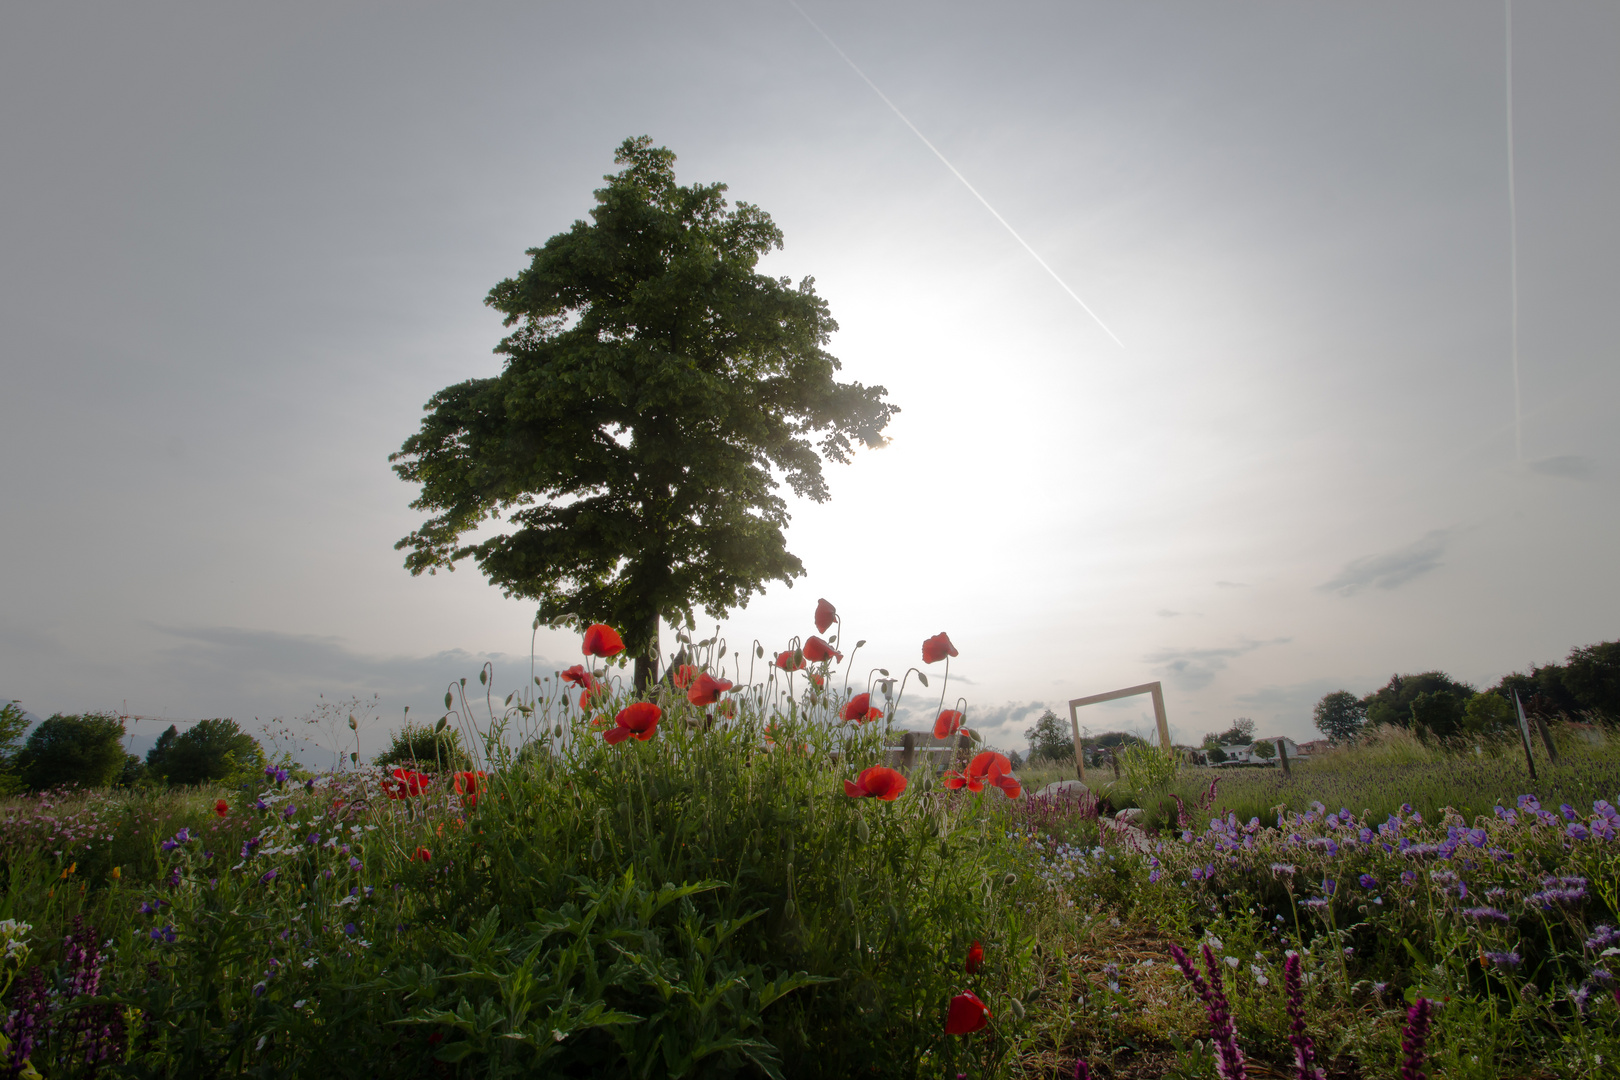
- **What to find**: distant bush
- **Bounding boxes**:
[146,719,264,787]
[17,712,126,791]
[371,721,470,772]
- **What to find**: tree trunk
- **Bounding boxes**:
[632,612,660,694]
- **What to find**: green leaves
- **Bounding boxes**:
[392,138,897,665]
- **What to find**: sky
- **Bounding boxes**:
[2,1,1616,762]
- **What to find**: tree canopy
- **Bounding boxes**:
[146,719,264,787]
[17,713,127,791]
[1312,690,1366,743]
[392,137,897,686]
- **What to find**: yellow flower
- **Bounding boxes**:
[109,866,121,880]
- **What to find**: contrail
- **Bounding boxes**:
[786,0,1125,348]
[1506,0,1524,461]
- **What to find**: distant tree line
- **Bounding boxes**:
[1312,638,1620,744]
[1023,709,1145,767]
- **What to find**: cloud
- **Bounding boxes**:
[1527,455,1596,481]
[1145,638,1291,691]
[1158,609,1181,618]
[1214,581,1250,589]
[1318,530,1450,597]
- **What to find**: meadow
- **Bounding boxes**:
[1,623,1616,1079]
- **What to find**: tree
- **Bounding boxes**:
[392,137,898,689]
[1252,739,1276,760]
[0,701,29,793]
[1024,709,1074,762]
[1361,672,1474,730]
[146,719,264,787]
[1203,718,1255,747]
[1313,690,1366,743]
[373,723,471,772]
[1462,691,1514,735]
[17,713,127,791]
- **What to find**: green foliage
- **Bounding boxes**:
[1361,671,1475,731]
[371,721,470,772]
[1117,740,1179,796]
[1203,718,1254,747]
[1490,639,1620,722]
[16,712,126,791]
[1462,690,1515,735]
[1023,709,1073,762]
[1312,689,1366,743]
[0,701,28,793]
[1408,688,1464,738]
[391,137,898,682]
[1250,739,1275,760]
[145,718,264,787]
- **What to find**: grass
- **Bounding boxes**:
[2,668,1617,1078]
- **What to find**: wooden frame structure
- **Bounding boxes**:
[1066,681,1171,781]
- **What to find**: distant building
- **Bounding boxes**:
[1219,737,1304,765]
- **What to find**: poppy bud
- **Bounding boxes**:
[478,669,487,685]
[349,752,358,765]
[436,715,448,732]
[348,714,358,730]
[756,645,764,658]
[842,897,856,919]
[590,839,603,861]
[918,673,929,687]
[1003,873,1018,886]
[856,816,870,844]
[856,639,867,648]
[783,899,795,920]
[1009,998,1026,1021]
[445,691,453,710]
[553,724,563,738]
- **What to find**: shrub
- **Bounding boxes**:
[16,712,126,791]
[371,721,470,772]
[145,718,264,787]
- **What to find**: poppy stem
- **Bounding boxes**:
[936,655,950,718]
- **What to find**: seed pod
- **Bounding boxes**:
[348,714,357,731]
[783,899,795,921]
[590,838,603,862]
[435,716,448,732]
[553,724,563,738]
[445,691,453,710]
[478,669,487,685]
[1010,998,1026,1021]
[756,645,764,658]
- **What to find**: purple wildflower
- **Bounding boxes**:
[241,836,262,859]
[260,868,278,885]
[1170,944,1247,1080]
[1494,805,1516,822]
[1283,954,1324,1080]
[1595,799,1617,820]
[1359,874,1378,890]
[1461,907,1510,922]
[1517,795,1540,812]
[305,777,316,792]
[1560,804,1577,822]
[282,804,297,822]
[307,833,321,846]
[1073,1061,1090,1080]
[1586,925,1619,950]
[348,857,361,871]
[1527,876,1588,909]
[1399,999,1432,1080]
[1401,871,1418,886]
[149,925,177,943]
[1484,950,1522,967]
[1,965,51,1072]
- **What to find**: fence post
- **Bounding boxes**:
[1276,738,1290,776]
[1532,713,1560,765]
[1514,692,1539,782]
[901,731,917,769]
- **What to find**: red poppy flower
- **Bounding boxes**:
[604,701,661,745]
[965,940,984,974]
[589,713,610,729]
[582,623,625,658]
[385,767,432,799]
[843,765,908,801]
[814,598,837,634]
[840,692,880,723]
[966,751,1021,798]
[452,770,486,808]
[774,649,805,672]
[940,770,982,793]
[687,671,733,706]
[944,991,992,1035]
[933,709,964,740]
[559,663,594,688]
[921,632,958,664]
[214,799,230,817]
[802,635,842,663]
[672,664,698,689]
[412,847,432,863]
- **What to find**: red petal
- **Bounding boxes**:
[582,623,625,658]
[995,774,1022,799]
[933,709,963,740]
[857,766,908,801]
[840,692,872,722]
[967,751,1011,781]
[603,726,633,745]
[814,598,837,634]
[615,702,662,733]
[941,772,967,790]
[966,777,985,793]
[844,780,865,798]
[965,941,984,974]
[944,991,991,1035]
[921,632,958,665]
